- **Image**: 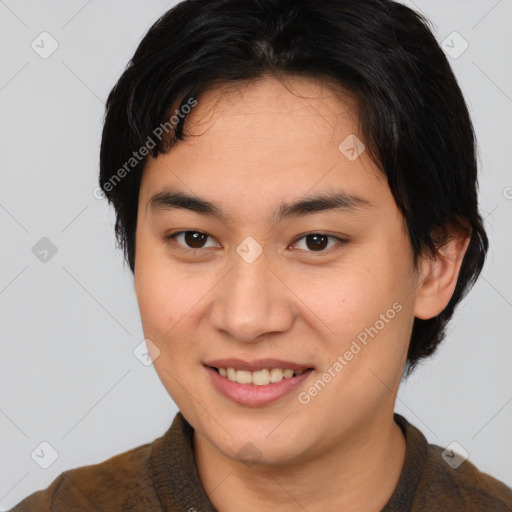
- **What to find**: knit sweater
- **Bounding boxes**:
[10,412,512,511]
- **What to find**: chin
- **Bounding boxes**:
[226,438,305,468]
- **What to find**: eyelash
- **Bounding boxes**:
[164,231,347,255]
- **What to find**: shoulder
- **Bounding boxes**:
[392,414,512,511]
[9,440,160,512]
[414,443,512,511]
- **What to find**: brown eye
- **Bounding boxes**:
[183,231,208,248]
[291,233,345,253]
[305,234,329,251]
[166,231,219,250]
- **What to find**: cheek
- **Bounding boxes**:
[292,242,414,375]
[136,272,201,343]
[134,234,208,335]
[288,256,405,339]
[135,260,207,403]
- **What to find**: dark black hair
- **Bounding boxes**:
[99,0,488,375]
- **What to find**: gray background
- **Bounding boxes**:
[1,0,511,508]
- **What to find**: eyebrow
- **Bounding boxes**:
[148,188,373,223]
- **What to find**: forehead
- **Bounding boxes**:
[184,74,359,141]
[140,75,390,219]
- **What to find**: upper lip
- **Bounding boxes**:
[204,358,313,372]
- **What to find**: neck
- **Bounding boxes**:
[193,410,406,512]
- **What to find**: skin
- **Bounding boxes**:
[133,75,470,511]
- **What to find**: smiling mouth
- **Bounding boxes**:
[208,366,314,386]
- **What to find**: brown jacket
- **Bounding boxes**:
[10,412,512,511]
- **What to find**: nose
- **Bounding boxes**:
[209,252,295,343]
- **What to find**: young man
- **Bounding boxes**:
[11,0,512,510]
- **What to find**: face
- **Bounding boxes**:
[134,75,420,466]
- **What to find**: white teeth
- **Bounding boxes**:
[270,368,284,382]
[227,368,237,381]
[252,369,270,386]
[236,370,252,384]
[217,366,307,385]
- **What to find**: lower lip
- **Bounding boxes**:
[205,366,313,407]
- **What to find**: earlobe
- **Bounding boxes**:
[414,233,471,320]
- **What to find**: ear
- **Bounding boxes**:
[414,226,472,320]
